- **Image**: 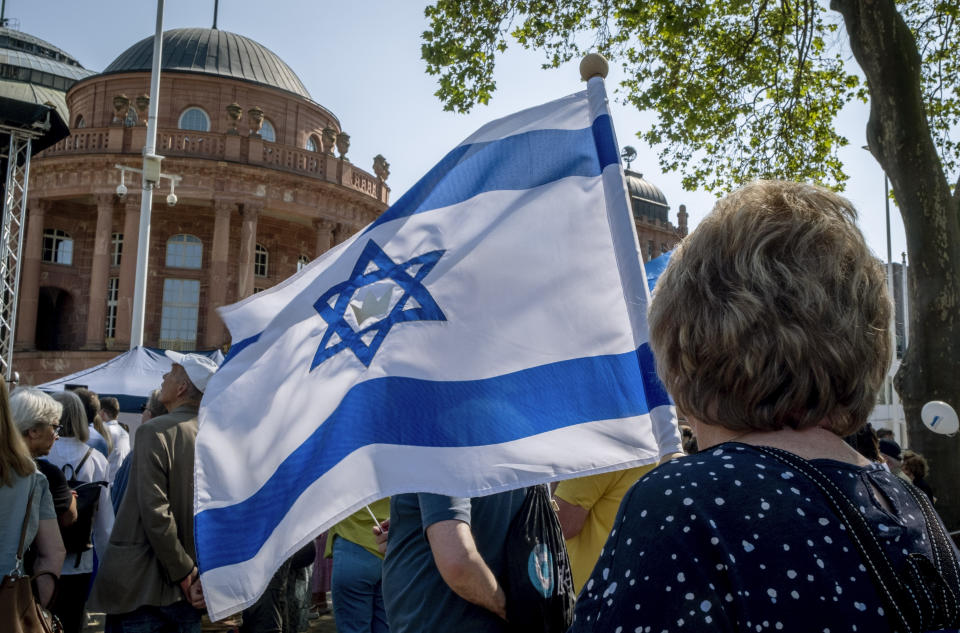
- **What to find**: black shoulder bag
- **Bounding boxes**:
[60,448,107,568]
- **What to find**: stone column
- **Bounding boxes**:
[115,196,141,348]
[236,202,261,300]
[15,200,49,349]
[83,194,115,348]
[204,200,234,347]
[313,219,337,258]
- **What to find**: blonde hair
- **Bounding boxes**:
[0,381,36,486]
[649,180,890,436]
[72,388,110,452]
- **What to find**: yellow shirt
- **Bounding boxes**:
[325,498,391,560]
[554,465,656,593]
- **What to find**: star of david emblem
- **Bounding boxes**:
[311,239,446,369]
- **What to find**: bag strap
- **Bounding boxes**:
[31,570,59,608]
[898,478,960,594]
[752,445,919,633]
[7,480,36,578]
[16,486,35,560]
[62,447,93,481]
[74,447,93,474]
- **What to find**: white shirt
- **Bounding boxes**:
[46,437,115,574]
[104,419,131,483]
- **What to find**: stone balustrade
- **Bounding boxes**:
[40,126,388,204]
[157,130,226,159]
[48,129,113,153]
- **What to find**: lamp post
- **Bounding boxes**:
[882,173,903,443]
[864,146,901,440]
[130,0,165,349]
[902,251,909,350]
[884,175,895,352]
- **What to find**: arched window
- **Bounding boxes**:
[178,107,210,132]
[305,135,319,152]
[260,119,276,143]
[74,115,85,129]
[42,229,73,265]
[255,244,269,277]
[296,255,310,271]
[166,234,203,269]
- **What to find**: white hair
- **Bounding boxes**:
[10,387,63,434]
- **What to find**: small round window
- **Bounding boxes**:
[178,107,210,132]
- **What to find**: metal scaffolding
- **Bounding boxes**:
[0,127,35,380]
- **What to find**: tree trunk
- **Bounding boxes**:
[832,0,960,530]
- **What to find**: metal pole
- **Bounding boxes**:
[130,0,164,349]
[0,130,32,379]
[883,176,903,443]
[901,251,909,350]
[885,176,895,353]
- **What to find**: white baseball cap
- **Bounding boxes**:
[165,350,219,393]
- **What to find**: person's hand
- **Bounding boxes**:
[658,452,685,465]
[186,577,206,610]
[179,567,206,609]
[373,518,390,554]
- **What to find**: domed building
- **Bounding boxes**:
[15,27,390,383]
[0,26,92,140]
[624,169,687,261]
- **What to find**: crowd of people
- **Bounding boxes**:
[2,179,958,633]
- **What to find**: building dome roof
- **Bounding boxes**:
[624,169,669,224]
[0,27,91,148]
[101,28,311,99]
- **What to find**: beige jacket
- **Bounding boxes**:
[89,405,199,614]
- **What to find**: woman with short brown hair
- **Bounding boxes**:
[570,180,959,632]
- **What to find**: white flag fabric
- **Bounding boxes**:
[195,76,681,620]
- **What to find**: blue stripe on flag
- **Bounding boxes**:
[367,118,618,232]
[637,343,671,411]
[196,344,659,572]
[591,114,619,171]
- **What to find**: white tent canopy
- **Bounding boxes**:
[37,346,224,413]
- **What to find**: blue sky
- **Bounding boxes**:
[13,0,908,262]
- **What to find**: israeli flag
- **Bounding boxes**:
[195,76,681,620]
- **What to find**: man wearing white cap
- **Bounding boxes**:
[90,351,219,633]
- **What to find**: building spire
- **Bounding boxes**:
[212,0,219,29]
